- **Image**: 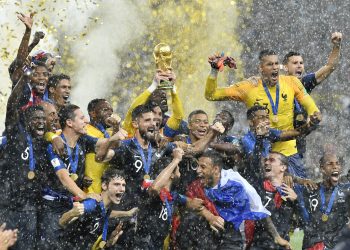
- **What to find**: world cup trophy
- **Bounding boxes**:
[153,43,174,89]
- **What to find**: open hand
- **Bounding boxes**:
[17,12,35,29]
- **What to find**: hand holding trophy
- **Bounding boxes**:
[153,43,174,90]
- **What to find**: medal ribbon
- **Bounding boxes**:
[61,134,80,174]
[99,201,109,243]
[160,188,173,223]
[26,133,36,172]
[320,185,338,217]
[133,138,152,175]
[294,99,302,113]
[96,123,110,138]
[262,81,280,116]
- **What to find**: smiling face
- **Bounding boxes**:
[103,177,126,205]
[67,109,89,135]
[52,79,71,106]
[27,110,46,138]
[260,55,279,86]
[264,153,287,180]
[94,100,113,126]
[30,66,49,96]
[152,105,163,130]
[197,156,220,188]
[249,109,270,131]
[215,111,234,132]
[150,90,168,113]
[321,154,342,186]
[188,113,209,141]
[133,112,156,141]
[41,102,60,132]
[284,55,305,80]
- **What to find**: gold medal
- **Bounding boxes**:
[99,240,106,249]
[321,214,328,222]
[70,173,79,181]
[27,171,35,180]
[272,115,278,123]
[296,114,304,122]
[144,174,151,180]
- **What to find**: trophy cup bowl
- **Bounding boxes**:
[153,43,174,90]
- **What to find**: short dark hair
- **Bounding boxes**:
[101,168,126,186]
[58,104,80,129]
[270,151,289,167]
[23,105,44,124]
[47,74,70,89]
[131,104,153,121]
[87,98,107,113]
[283,51,302,65]
[246,105,268,120]
[188,110,207,123]
[200,150,224,169]
[259,49,277,62]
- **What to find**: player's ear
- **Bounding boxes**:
[132,119,139,129]
[66,119,73,128]
[101,182,108,191]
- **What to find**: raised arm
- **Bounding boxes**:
[122,71,168,135]
[10,13,34,85]
[205,54,246,102]
[5,74,29,129]
[292,77,320,116]
[314,32,342,84]
[148,148,184,195]
[164,71,185,132]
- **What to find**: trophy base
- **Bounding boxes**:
[158,80,174,90]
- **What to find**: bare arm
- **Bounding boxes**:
[5,75,29,128]
[262,217,291,249]
[110,207,139,218]
[10,13,34,84]
[95,129,127,162]
[209,142,242,155]
[148,148,183,195]
[59,202,84,228]
[56,169,88,199]
[315,32,342,84]
[27,31,45,54]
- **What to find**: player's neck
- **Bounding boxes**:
[189,133,198,143]
[211,173,221,188]
[135,132,149,149]
[270,175,283,187]
[62,129,80,148]
[323,178,337,189]
[101,192,111,209]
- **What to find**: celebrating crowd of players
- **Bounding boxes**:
[0,12,349,250]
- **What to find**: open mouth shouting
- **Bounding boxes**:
[295,70,303,79]
[271,71,279,82]
[35,123,45,137]
[330,171,340,183]
[62,94,70,104]
[35,81,47,95]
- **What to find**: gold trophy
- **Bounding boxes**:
[153,43,174,90]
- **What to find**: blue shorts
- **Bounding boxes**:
[287,153,307,178]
